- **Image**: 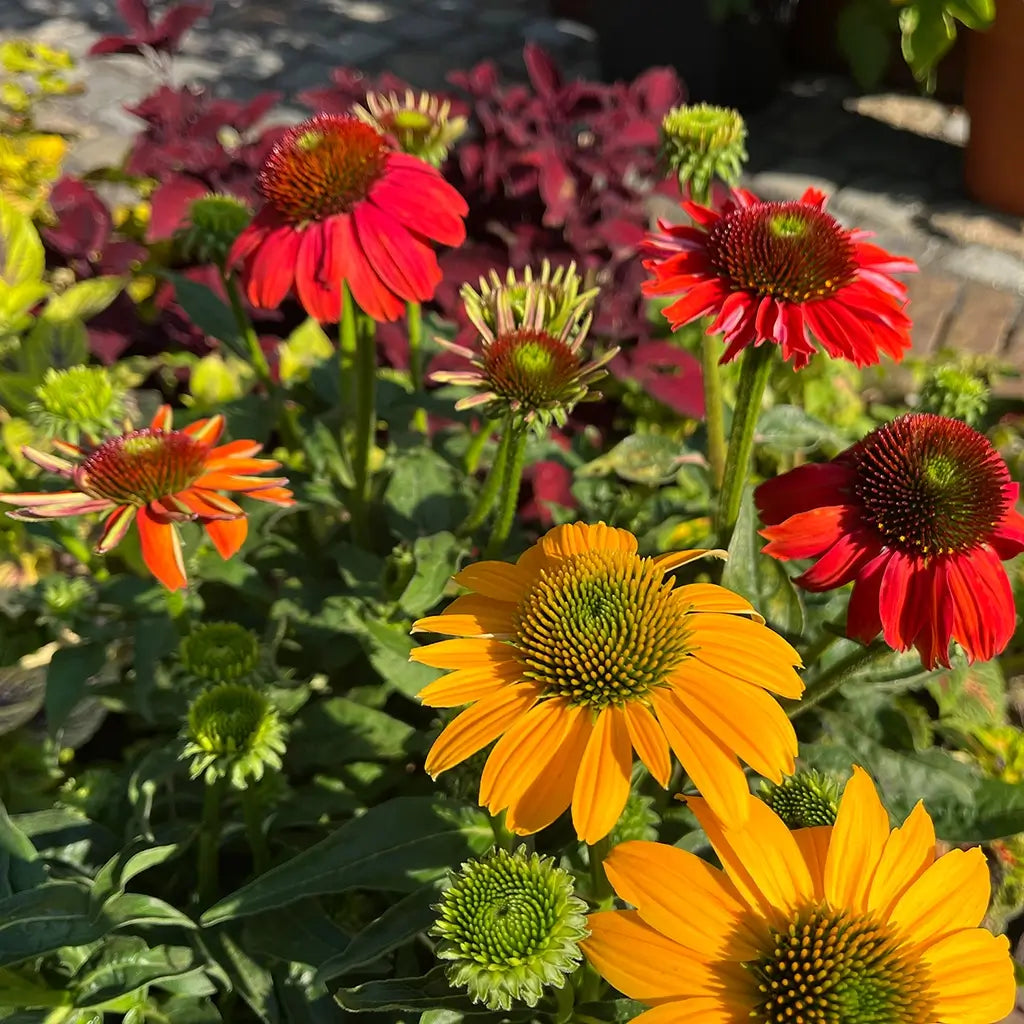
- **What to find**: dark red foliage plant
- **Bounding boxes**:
[89,0,209,57]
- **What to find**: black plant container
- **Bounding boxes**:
[592,0,794,112]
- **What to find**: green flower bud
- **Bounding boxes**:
[660,103,748,202]
[433,846,588,1011]
[27,366,127,443]
[918,362,991,427]
[355,90,467,168]
[608,792,660,845]
[179,622,263,685]
[761,769,841,828]
[175,193,252,267]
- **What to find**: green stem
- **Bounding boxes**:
[483,421,528,559]
[406,300,428,434]
[197,777,225,908]
[489,809,515,852]
[351,314,377,547]
[714,341,775,544]
[552,976,576,1024]
[222,271,272,387]
[465,418,499,475]
[587,836,614,909]
[459,427,511,537]
[243,789,270,876]
[789,641,893,720]
[701,333,727,493]
[339,281,358,413]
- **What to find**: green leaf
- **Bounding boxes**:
[93,839,182,902]
[385,449,470,540]
[43,277,123,323]
[334,967,479,1013]
[364,621,440,700]
[755,405,848,457]
[927,657,1007,730]
[720,486,804,637]
[46,643,107,736]
[836,0,895,90]
[899,2,956,84]
[945,0,994,28]
[316,883,439,983]
[0,801,44,898]
[0,371,41,416]
[0,882,99,966]
[71,944,196,1009]
[241,902,352,969]
[189,352,253,406]
[21,318,89,380]
[202,797,490,925]
[580,433,687,485]
[0,201,44,288]
[0,655,47,737]
[399,533,464,618]
[163,274,246,359]
[279,318,334,385]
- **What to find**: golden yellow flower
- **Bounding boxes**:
[583,767,1016,1024]
[411,522,803,843]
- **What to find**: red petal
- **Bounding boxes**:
[95,505,136,553]
[137,504,187,590]
[354,201,441,302]
[947,548,1016,663]
[245,225,301,309]
[794,529,878,591]
[755,462,857,525]
[846,551,890,644]
[331,210,403,322]
[205,516,248,559]
[661,278,731,330]
[367,171,467,247]
[150,405,174,431]
[760,506,851,561]
[294,222,342,323]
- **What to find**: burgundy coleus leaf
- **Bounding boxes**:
[146,176,210,241]
[611,340,704,419]
[41,177,112,263]
[523,42,562,99]
[522,458,576,526]
[89,0,209,56]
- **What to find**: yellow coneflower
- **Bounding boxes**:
[584,767,1015,1024]
[411,522,803,843]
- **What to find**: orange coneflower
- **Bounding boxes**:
[411,522,803,842]
[0,406,293,591]
[583,767,1016,1024]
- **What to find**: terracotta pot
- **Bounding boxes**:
[964,0,1024,215]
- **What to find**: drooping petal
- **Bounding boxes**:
[95,504,136,553]
[137,504,187,590]
[571,706,633,844]
[204,516,248,559]
[622,701,672,788]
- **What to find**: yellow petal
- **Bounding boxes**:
[505,704,592,835]
[479,697,574,810]
[410,637,519,669]
[823,766,891,913]
[865,800,936,918]
[673,581,764,622]
[630,998,748,1024]
[452,561,533,602]
[581,911,736,1004]
[652,549,728,575]
[669,666,797,783]
[921,929,1016,1024]
[889,847,991,950]
[603,841,757,961]
[687,794,814,922]
[650,687,750,829]
[417,662,523,707]
[791,826,831,902]
[571,706,633,844]
[423,682,540,777]
[412,594,516,637]
[622,701,672,788]
[539,521,639,560]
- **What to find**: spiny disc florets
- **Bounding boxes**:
[432,846,587,1011]
[705,200,857,303]
[74,429,207,506]
[179,621,262,684]
[355,89,467,167]
[849,413,1009,557]
[28,366,126,442]
[750,906,931,1024]
[483,329,584,409]
[258,114,388,224]
[176,193,252,266]
[761,770,840,828]
[513,550,691,708]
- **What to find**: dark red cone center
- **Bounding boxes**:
[258,114,389,223]
[705,201,858,302]
[483,329,582,408]
[850,413,1009,556]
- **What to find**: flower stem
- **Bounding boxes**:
[483,421,528,558]
[700,333,727,492]
[406,300,428,434]
[788,640,893,720]
[197,777,225,908]
[489,809,515,852]
[221,271,272,387]
[714,341,774,543]
[459,426,511,537]
[243,788,270,876]
[465,418,498,475]
[587,836,614,909]
[351,314,378,546]
[553,976,576,1024]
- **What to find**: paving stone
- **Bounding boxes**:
[905,272,962,357]
[941,280,1021,357]
[742,169,839,202]
[391,11,462,42]
[940,243,1024,294]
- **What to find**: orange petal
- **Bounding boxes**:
[823,766,891,913]
[921,929,1016,1024]
[791,826,831,902]
[505,703,592,835]
[410,638,519,670]
[622,701,672,788]
[412,594,516,638]
[95,504,135,554]
[687,794,814,922]
[541,522,638,559]
[452,561,533,603]
[201,456,282,475]
[650,687,750,829]
[248,486,294,506]
[669,666,797,783]
[137,504,187,590]
[581,911,738,1004]
[417,662,522,707]
[571,706,633,844]
[889,847,991,950]
[184,414,225,445]
[627,1000,745,1024]
[150,405,173,431]
[674,582,763,622]
[192,471,289,491]
[480,697,575,811]
[178,489,245,518]
[652,549,728,575]
[423,682,541,778]
[603,841,756,961]
[205,516,248,559]
[208,439,263,460]
[866,800,936,918]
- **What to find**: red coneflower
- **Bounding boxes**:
[756,413,1024,669]
[643,186,916,369]
[0,407,294,591]
[229,113,468,323]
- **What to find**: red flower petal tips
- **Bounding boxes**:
[643,186,917,369]
[0,407,295,591]
[229,113,469,324]
[756,413,1024,668]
